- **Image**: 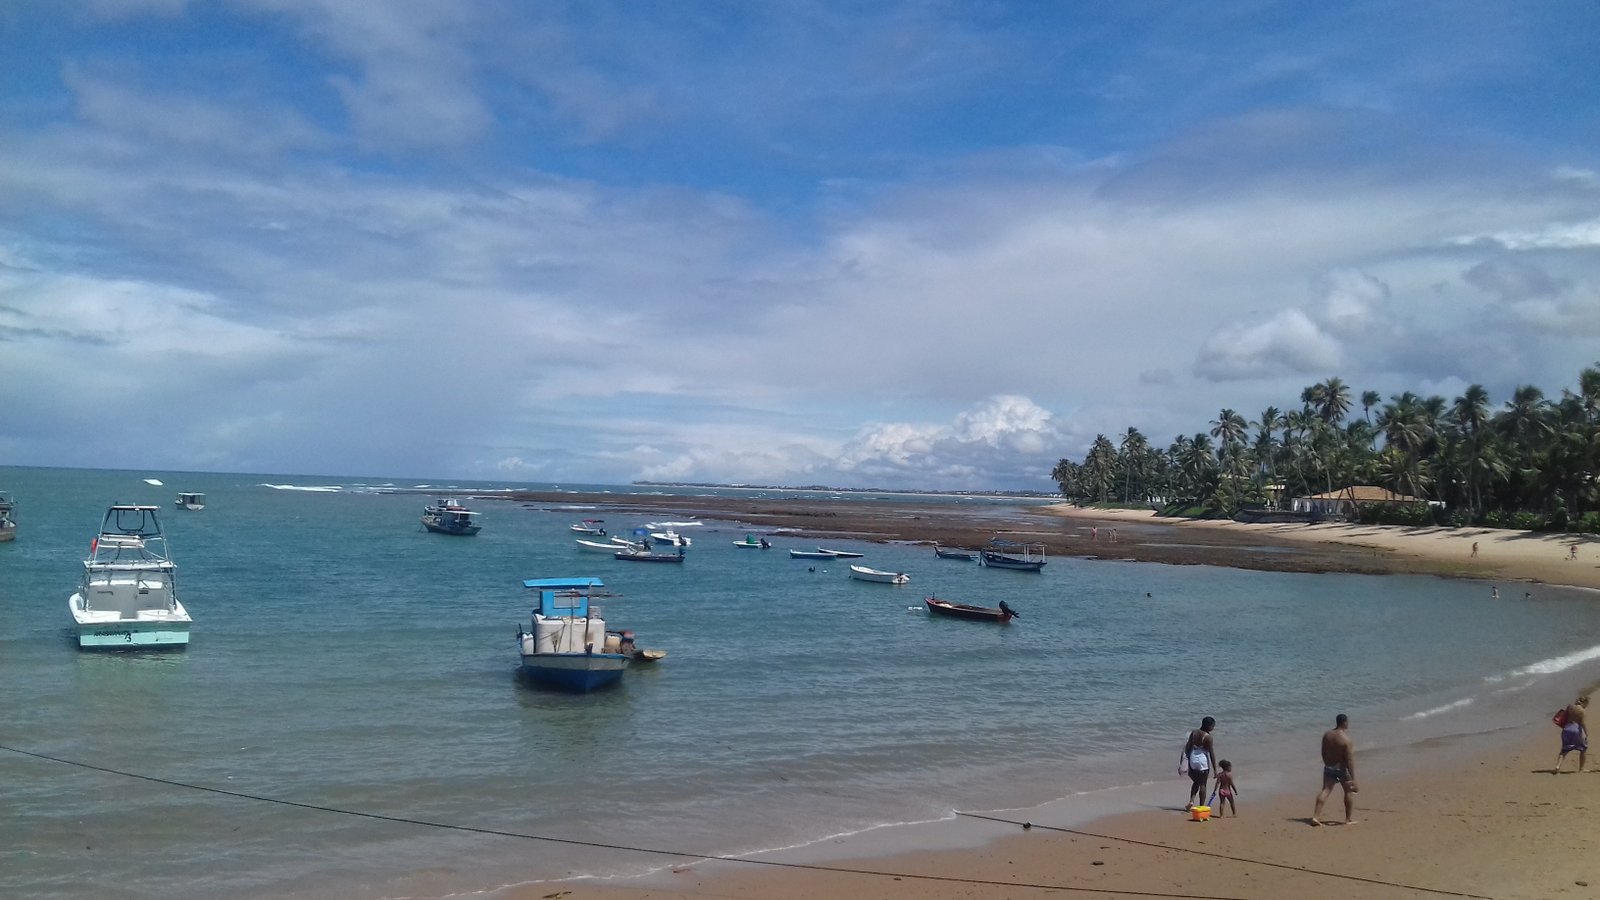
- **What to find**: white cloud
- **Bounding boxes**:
[1314,269,1388,338]
[1194,309,1339,381]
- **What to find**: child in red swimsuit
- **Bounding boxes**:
[1213,760,1239,817]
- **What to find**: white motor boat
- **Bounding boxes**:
[68,505,192,649]
[174,492,206,511]
[848,565,910,585]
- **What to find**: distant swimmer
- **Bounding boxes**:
[1311,713,1357,826]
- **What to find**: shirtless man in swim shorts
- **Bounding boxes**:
[1311,713,1357,826]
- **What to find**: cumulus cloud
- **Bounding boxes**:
[823,396,1064,489]
[1314,269,1388,338]
[1194,309,1339,381]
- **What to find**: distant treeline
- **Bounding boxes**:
[1049,365,1600,534]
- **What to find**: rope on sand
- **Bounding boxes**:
[5,742,1309,899]
[956,811,1497,899]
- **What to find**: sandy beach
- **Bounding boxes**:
[497,492,1600,900]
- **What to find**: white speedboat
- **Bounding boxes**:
[174,492,206,511]
[68,505,192,649]
[649,530,692,547]
[516,577,634,692]
[576,539,622,553]
[569,519,607,535]
[849,565,910,585]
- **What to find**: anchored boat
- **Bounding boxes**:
[422,499,482,535]
[925,597,1019,623]
[516,577,635,692]
[848,564,910,584]
[0,491,14,542]
[174,492,206,511]
[980,540,1046,571]
[68,505,192,649]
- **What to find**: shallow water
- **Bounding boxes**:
[2,466,1598,898]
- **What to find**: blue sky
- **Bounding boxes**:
[2,1,1598,489]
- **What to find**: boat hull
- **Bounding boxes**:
[849,565,910,584]
[934,547,978,561]
[422,519,481,535]
[789,549,833,559]
[925,598,1013,623]
[980,552,1045,571]
[519,653,630,692]
[70,595,191,648]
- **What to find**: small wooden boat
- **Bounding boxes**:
[816,548,864,559]
[849,564,909,584]
[569,519,607,535]
[934,545,978,561]
[925,597,1018,623]
[632,648,667,663]
[789,549,833,559]
[732,535,771,549]
[576,539,622,553]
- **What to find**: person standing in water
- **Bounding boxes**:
[1311,714,1357,826]
[1182,716,1216,811]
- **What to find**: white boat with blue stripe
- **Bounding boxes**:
[516,577,632,692]
[68,505,192,650]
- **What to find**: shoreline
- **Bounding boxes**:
[482,491,1600,900]
[501,490,1600,591]
[532,713,1598,900]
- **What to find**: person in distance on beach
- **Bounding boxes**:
[1311,713,1357,826]
[1555,695,1588,774]
[1182,716,1216,811]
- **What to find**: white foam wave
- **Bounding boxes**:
[1403,697,1475,720]
[258,483,343,492]
[1509,644,1600,678]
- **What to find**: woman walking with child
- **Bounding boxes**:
[1182,716,1216,812]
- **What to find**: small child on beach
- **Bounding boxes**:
[1212,760,1239,817]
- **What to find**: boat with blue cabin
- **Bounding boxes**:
[421,498,481,535]
[516,577,634,692]
[67,504,192,649]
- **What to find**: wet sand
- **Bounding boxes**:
[496,491,1600,900]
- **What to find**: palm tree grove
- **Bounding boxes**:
[1050,364,1600,535]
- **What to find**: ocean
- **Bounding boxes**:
[3,465,1599,899]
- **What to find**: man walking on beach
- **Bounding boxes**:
[1555,696,1588,774]
[1311,714,1357,826]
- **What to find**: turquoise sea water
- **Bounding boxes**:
[4,466,1600,899]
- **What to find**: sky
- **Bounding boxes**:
[2,1,1598,490]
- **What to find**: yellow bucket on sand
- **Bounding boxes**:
[1190,805,1211,822]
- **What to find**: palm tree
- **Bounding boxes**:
[1452,384,1491,519]
[1118,428,1150,504]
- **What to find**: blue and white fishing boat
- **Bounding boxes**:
[516,577,633,692]
[67,504,192,649]
[980,539,1046,571]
